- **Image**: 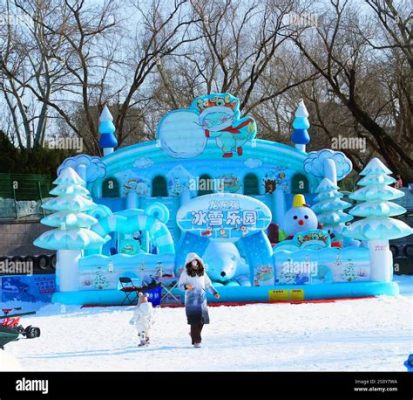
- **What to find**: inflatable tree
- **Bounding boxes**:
[344,158,413,281]
[291,100,310,152]
[312,178,353,241]
[34,167,107,292]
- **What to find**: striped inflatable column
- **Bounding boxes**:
[92,214,127,237]
[273,187,286,229]
[136,213,175,255]
[149,218,175,254]
[240,231,274,286]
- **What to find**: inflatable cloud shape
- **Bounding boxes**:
[58,155,106,183]
[304,149,352,181]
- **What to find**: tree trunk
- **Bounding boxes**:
[56,250,82,292]
[368,240,393,282]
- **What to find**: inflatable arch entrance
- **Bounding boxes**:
[91,207,175,256]
[176,193,274,286]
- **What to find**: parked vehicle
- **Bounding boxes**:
[0,308,40,349]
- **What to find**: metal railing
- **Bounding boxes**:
[0,173,52,219]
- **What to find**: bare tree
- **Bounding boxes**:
[148,0,318,139]
[0,0,68,148]
[291,0,413,179]
[365,0,413,69]
[112,0,202,144]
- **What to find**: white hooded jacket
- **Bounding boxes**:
[129,294,155,334]
[177,252,218,295]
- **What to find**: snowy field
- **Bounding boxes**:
[2,275,412,372]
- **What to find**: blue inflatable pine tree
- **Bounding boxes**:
[291,100,310,152]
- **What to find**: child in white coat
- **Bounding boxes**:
[129,292,155,346]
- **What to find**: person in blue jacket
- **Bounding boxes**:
[178,253,220,348]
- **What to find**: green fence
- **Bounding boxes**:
[0,173,52,219]
[0,173,52,201]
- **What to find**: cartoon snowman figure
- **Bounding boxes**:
[284,194,318,239]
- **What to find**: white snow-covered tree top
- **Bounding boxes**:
[360,158,392,176]
[99,105,113,122]
[350,201,407,218]
[350,184,405,202]
[35,166,106,251]
[357,174,396,187]
[42,194,96,212]
[34,227,107,250]
[295,100,309,118]
[318,210,353,226]
[53,167,85,186]
[313,191,343,202]
[41,211,98,228]
[49,184,90,197]
[316,178,339,193]
[344,217,413,241]
[312,198,352,214]
[313,178,352,226]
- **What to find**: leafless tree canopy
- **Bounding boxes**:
[0,0,412,180]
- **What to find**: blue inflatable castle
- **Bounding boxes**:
[34,93,413,305]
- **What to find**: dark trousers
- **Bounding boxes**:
[190,323,204,344]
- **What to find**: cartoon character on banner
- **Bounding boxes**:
[264,179,276,194]
[157,93,257,159]
[253,265,274,286]
[194,93,257,158]
[221,174,241,193]
[123,177,150,196]
[263,168,287,193]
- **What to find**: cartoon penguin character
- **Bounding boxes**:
[284,194,318,238]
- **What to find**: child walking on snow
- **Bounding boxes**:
[178,252,220,348]
[129,292,155,346]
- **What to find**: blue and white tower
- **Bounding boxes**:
[99,105,118,156]
[291,100,310,152]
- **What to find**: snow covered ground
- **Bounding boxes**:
[0,350,22,371]
[1,275,412,372]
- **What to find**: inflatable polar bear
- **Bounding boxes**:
[203,241,251,287]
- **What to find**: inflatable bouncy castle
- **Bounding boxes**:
[34,94,413,305]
